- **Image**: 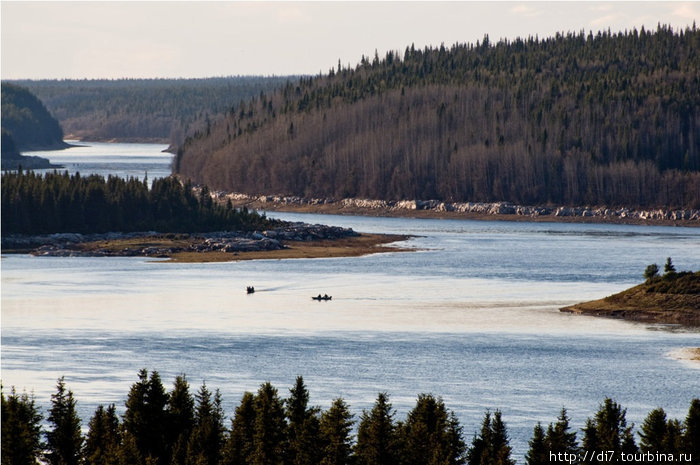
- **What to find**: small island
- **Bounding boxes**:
[560,258,700,327]
[0,171,410,262]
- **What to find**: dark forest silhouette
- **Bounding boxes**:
[177,25,700,209]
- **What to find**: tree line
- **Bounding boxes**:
[8,77,295,145]
[177,25,700,208]
[2,372,698,465]
[1,170,275,235]
[1,83,66,151]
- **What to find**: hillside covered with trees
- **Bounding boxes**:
[1,83,66,170]
[3,373,699,465]
[177,25,700,209]
[9,77,294,145]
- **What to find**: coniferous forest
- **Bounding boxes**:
[2,374,699,465]
[8,77,295,145]
[1,171,274,235]
[177,25,700,209]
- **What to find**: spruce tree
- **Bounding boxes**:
[168,375,195,465]
[582,399,637,464]
[355,392,399,465]
[117,432,143,465]
[663,419,683,456]
[84,404,121,465]
[491,411,515,465]
[186,383,225,465]
[639,408,667,453]
[123,369,169,465]
[546,408,579,458]
[319,398,354,465]
[1,386,44,465]
[222,392,257,465]
[45,377,83,465]
[644,264,660,281]
[251,382,287,465]
[466,410,514,465]
[466,412,490,465]
[683,399,700,464]
[664,257,676,275]
[285,376,321,465]
[400,394,465,465]
[525,423,548,465]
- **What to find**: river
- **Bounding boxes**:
[2,142,699,461]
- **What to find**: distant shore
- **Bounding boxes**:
[211,191,700,227]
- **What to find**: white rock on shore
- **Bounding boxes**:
[211,190,700,223]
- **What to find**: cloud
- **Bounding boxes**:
[672,2,700,22]
[275,5,312,25]
[509,4,543,18]
[590,13,620,27]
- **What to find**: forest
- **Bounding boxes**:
[1,83,67,151]
[1,83,68,170]
[176,25,700,209]
[8,77,294,145]
[2,373,698,465]
[1,171,274,235]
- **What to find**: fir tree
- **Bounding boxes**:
[45,377,83,465]
[582,399,637,464]
[663,419,683,456]
[355,392,399,465]
[285,376,321,465]
[251,382,287,465]
[683,399,700,464]
[525,423,548,465]
[399,394,465,465]
[546,408,579,458]
[644,263,660,281]
[123,369,169,465]
[466,410,514,465]
[319,398,354,465]
[168,375,195,465]
[1,385,44,465]
[84,404,120,465]
[222,392,257,465]
[186,383,225,465]
[639,408,668,453]
[664,257,676,275]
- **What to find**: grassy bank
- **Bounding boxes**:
[561,270,700,327]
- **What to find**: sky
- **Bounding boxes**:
[2,1,699,80]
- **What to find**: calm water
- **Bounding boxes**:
[25,140,172,184]
[2,143,699,461]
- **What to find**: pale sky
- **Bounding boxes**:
[2,1,699,80]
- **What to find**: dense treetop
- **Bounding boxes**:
[3,374,699,465]
[1,170,274,235]
[1,83,66,151]
[8,77,295,144]
[177,25,700,208]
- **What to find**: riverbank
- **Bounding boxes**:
[1,223,411,263]
[560,273,700,327]
[210,191,700,226]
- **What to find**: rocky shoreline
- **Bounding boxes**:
[1,222,359,258]
[210,190,700,225]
